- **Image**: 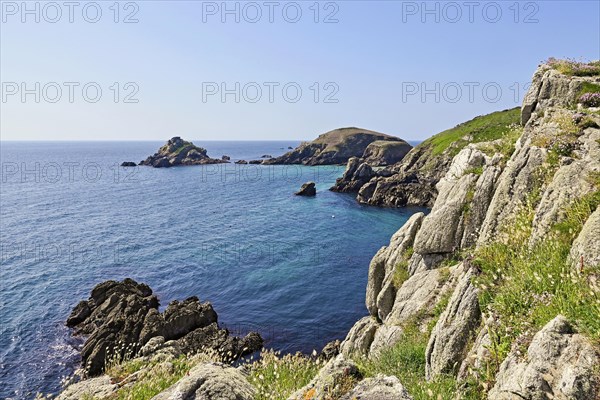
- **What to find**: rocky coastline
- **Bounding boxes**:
[52,61,600,400]
[264,127,411,166]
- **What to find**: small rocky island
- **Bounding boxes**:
[140,137,227,168]
[264,127,412,166]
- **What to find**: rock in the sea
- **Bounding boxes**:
[140,137,226,168]
[330,157,377,193]
[488,316,599,400]
[235,160,248,164]
[362,140,412,166]
[340,374,413,400]
[248,160,263,164]
[66,279,262,376]
[260,154,272,158]
[221,155,231,161]
[295,182,316,196]
[288,354,361,400]
[121,161,137,167]
[151,362,255,400]
[319,340,341,361]
[265,127,404,166]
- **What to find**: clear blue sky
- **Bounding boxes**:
[1,0,599,141]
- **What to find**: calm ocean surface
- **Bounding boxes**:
[0,141,424,399]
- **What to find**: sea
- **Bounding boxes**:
[0,141,425,399]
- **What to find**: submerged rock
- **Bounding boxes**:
[66,279,262,376]
[295,182,316,196]
[140,137,226,168]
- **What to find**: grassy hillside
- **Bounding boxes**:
[419,108,521,156]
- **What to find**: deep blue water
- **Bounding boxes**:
[0,141,424,399]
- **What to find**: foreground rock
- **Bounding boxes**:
[288,354,361,400]
[151,363,255,400]
[330,157,377,193]
[140,137,226,167]
[66,278,262,376]
[341,375,413,400]
[295,182,316,196]
[56,376,117,400]
[265,127,405,166]
[488,316,599,399]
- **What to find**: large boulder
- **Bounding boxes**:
[66,279,262,376]
[570,208,600,270]
[488,316,599,400]
[287,354,361,400]
[56,375,117,400]
[340,375,413,400]
[140,137,226,167]
[295,182,317,196]
[151,363,255,400]
[265,127,404,166]
[365,212,425,321]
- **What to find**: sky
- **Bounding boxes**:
[1,0,599,141]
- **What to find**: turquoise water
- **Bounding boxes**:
[0,141,424,399]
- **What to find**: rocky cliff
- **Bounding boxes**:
[264,127,411,166]
[334,62,600,399]
[53,61,600,400]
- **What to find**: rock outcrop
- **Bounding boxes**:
[570,208,600,270]
[330,157,377,193]
[264,127,405,166]
[288,354,361,400]
[425,267,480,380]
[151,363,255,400]
[362,140,413,166]
[66,279,262,376]
[295,182,316,196]
[488,316,599,400]
[340,375,413,400]
[140,137,226,167]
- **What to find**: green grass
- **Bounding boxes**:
[420,108,521,157]
[356,314,483,400]
[578,82,600,97]
[108,356,198,400]
[248,350,323,400]
[473,189,600,368]
[547,59,600,77]
[393,247,414,287]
